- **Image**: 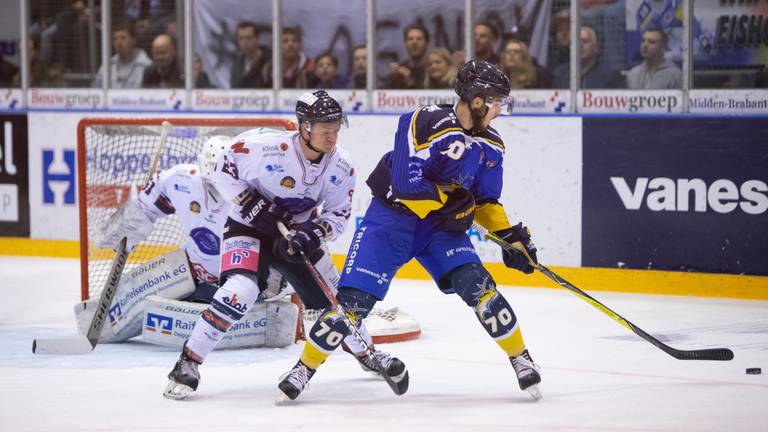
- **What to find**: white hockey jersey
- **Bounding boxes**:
[213,129,355,241]
[138,164,229,283]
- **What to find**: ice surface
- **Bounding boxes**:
[1,256,766,431]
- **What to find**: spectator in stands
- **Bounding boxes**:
[92,21,151,89]
[14,37,64,87]
[548,8,571,67]
[552,26,623,89]
[474,22,500,65]
[500,39,550,89]
[230,21,271,89]
[626,28,681,89]
[424,47,457,89]
[308,52,347,89]
[347,45,367,89]
[193,53,214,88]
[387,23,429,89]
[280,27,313,88]
[0,54,19,87]
[142,33,183,88]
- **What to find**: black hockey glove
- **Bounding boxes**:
[431,188,476,232]
[236,188,291,237]
[274,221,328,263]
[495,223,538,274]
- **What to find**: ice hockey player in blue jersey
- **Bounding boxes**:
[278,60,543,401]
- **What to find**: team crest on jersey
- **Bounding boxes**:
[280,142,289,151]
[265,163,284,173]
[190,201,201,213]
[329,175,343,186]
[280,176,296,189]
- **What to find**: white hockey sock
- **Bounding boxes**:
[185,274,261,361]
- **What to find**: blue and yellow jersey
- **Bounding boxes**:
[366,104,512,231]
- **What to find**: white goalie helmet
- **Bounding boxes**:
[198,135,230,182]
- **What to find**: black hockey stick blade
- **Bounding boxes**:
[472,223,734,362]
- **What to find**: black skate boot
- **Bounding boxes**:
[276,360,317,403]
[353,349,409,395]
[163,342,202,400]
[510,349,542,400]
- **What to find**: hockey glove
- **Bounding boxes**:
[236,188,291,236]
[431,188,476,232]
[96,190,154,252]
[495,223,538,274]
[274,221,329,263]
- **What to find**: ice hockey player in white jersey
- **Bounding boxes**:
[97,136,287,307]
[163,90,405,400]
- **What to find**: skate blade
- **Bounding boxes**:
[525,384,542,401]
[275,390,294,405]
[163,381,195,400]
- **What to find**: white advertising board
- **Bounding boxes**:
[28,111,582,267]
[107,89,186,111]
[27,89,104,109]
[0,89,23,110]
[577,90,683,114]
[689,90,768,114]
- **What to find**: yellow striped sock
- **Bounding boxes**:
[300,340,331,370]
[495,326,526,358]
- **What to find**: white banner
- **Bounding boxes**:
[509,90,571,114]
[278,89,368,113]
[689,90,768,114]
[193,0,552,89]
[577,90,683,113]
[192,89,273,111]
[372,90,458,113]
[27,89,103,109]
[107,89,185,110]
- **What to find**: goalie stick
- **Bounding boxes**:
[471,222,734,361]
[33,121,173,355]
[277,222,408,396]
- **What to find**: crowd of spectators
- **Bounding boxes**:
[8,2,766,91]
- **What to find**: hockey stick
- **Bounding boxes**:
[33,121,173,354]
[277,222,408,395]
[471,222,734,361]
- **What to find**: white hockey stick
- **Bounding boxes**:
[276,222,408,396]
[33,121,173,354]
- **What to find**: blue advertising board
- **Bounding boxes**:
[582,118,768,275]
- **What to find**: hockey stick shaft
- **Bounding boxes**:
[33,121,172,355]
[472,222,734,361]
[277,222,406,395]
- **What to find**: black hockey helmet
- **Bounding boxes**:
[295,90,346,126]
[454,60,511,103]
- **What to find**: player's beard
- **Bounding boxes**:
[470,105,490,133]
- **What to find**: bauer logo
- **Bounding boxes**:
[145,313,173,335]
[582,117,768,275]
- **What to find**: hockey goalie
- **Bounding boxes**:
[75,136,299,349]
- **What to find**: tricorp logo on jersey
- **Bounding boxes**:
[611,177,768,215]
[145,312,173,335]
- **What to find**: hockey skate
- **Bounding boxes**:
[163,343,201,400]
[510,349,542,400]
[276,360,317,403]
[352,349,409,395]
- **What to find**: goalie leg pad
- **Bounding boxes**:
[449,263,526,356]
[186,274,261,361]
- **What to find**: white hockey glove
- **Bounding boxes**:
[96,189,155,252]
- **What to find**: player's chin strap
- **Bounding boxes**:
[471,222,734,362]
[277,221,407,395]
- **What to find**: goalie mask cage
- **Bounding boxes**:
[77,117,296,302]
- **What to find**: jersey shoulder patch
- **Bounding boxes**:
[412,105,463,152]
